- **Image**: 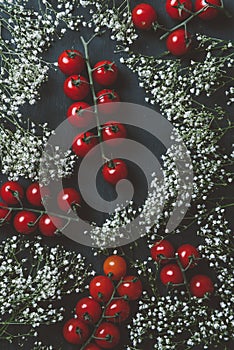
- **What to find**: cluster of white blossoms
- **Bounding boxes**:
[0,235,94,343]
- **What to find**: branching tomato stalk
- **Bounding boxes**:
[80,34,109,162]
[159,0,230,40]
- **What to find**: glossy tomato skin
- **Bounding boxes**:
[89,276,114,303]
[58,49,85,75]
[64,75,90,100]
[96,89,120,115]
[190,274,214,297]
[160,263,183,285]
[63,318,90,345]
[117,276,143,301]
[72,132,98,158]
[166,29,191,56]
[26,183,43,207]
[166,0,193,20]
[0,201,12,223]
[13,211,38,234]
[102,122,127,145]
[195,0,221,20]
[39,214,63,237]
[132,3,157,30]
[84,344,101,350]
[103,255,127,281]
[94,322,120,349]
[93,60,118,86]
[105,299,130,323]
[57,188,81,212]
[102,159,128,185]
[177,244,200,269]
[75,297,102,325]
[0,181,24,205]
[67,102,93,128]
[150,239,175,264]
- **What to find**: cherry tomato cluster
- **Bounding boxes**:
[58,50,129,186]
[150,239,214,298]
[131,1,222,56]
[63,255,143,348]
[0,181,82,236]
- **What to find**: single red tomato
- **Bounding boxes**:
[96,89,120,115]
[84,344,101,350]
[117,276,143,301]
[190,274,214,297]
[57,187,81,212]
[150,239,175,264]
[103,255,127,280]
[67,102,93,128]
[195,0,221,20]
[89,276,114,303]
[166,29,192,56]
[38,214,63,237]
[64,75,90,100]
[94,322,120,349]
[166,0,193,20]
[93,60,118,86]
[132,3,157,30]
[0,181,24,205]
[177,244,200,269]
[105,299,130,323]
[13,210,38,235]
[0,201,12,223]
[75,297,102,325]
[102,159,128,185]
[160,263,183,285]
[72,132,98,158]
[26,183,43,207]
[58,49,85,75]
[102,121,127,146]
[63,318,90,345]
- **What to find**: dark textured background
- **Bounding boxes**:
[1,0,234,349]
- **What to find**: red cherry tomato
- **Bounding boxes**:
[67,102,93,128]
[0,181,24,205]
[0,201,12,223]
[72,132,98,158]
[103,255,127,281]
[177,244,200,269]
[58,49,85,75]
[96,89,120,115]
[26,183,43,207]
[93,60,118,86]
[57,188,81,212]
[89,276,114,303]
[38,214,63,237]
[64,75,90,100]
[166,29,192,56]
[150,239,175,264]
[75,297,102,325]
[102,159,128,185]
[13,210,38,235]
[160,263,183,285]
[94,322,120,349]
[190,274,214,297]
[195,0,221,20]
[102,121,127,146]
[63,318,90,345]
[166,0,193,20]
[105,299,130,323]
[117,275,143,301]
[84,344,101,350]
[132,3,157,30]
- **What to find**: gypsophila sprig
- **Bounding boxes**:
[0,235,94,343]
